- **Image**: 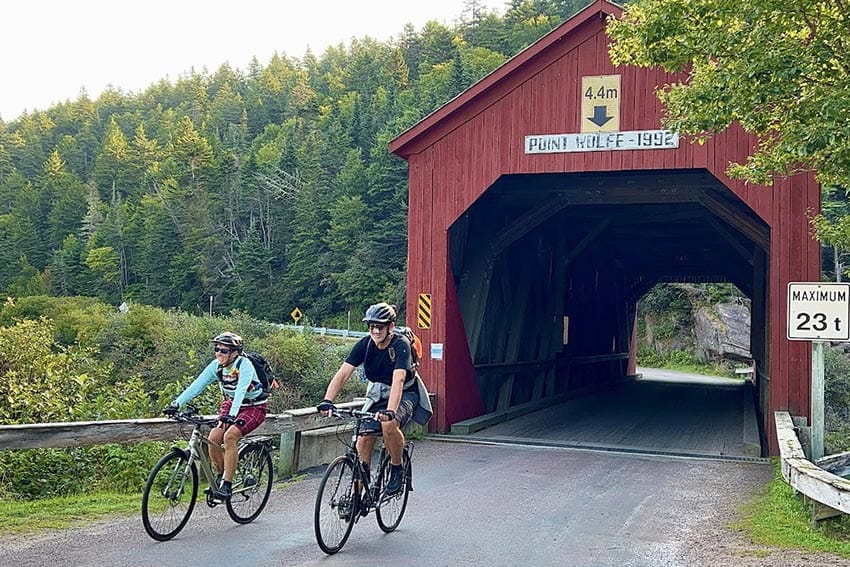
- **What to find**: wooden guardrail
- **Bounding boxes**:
[0,396,437,478]
[0,400,369,478]
[0,402,365,451]
[775,411,850,521]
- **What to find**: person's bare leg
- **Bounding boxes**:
[208,427,225,476]
[222,426,242,482]
[381,420,404,465]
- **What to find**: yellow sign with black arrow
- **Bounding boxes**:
[581,75,620,133]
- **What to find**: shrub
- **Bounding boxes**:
[825,344,850,453]
[0,318,116,424]
[0,295,111,346]
[257,329,356,412]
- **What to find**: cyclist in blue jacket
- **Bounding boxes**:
[164,332,267,502]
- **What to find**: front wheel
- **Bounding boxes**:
[314,455,357,554]
[142,449,198,541]
[227,443,274,523]
[375,447,411,532]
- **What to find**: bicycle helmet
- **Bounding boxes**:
[362,302,397,324]
[211,332,243,352]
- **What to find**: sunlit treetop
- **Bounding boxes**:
[607,0,850,188]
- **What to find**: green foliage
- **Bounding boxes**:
[0,318,115,424]
[0,313,160,498]
[0,443,166,500]
[637,283,745,377]
[0,1,582,325]
[0,296,367,499]
[608,0,850,189]
[639,283,694,316]
[252,329,355,412]
[0,295,112,345]
[0,491,141,533]
[824,344,850,453]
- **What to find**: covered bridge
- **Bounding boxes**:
[389,0,820,456]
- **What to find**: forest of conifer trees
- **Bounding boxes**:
[0,1,592,325]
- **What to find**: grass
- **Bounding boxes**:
[637,350,737,378]
[0,476,306,536]
[0,492,139,534]
[732,459,850,558]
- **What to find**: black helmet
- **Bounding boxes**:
[362,302,397,324]
[211,332,243,351]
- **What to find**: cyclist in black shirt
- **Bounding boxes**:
[317,302,418,495]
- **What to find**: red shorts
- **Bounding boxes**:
[219,399,267,435]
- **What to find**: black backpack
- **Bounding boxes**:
[387,326,423,369]
[225,352,279,394]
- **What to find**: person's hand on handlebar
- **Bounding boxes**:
[162,402,179,417]
[316,399,336,416]
[376,409,396,422]
[219,414,238,426]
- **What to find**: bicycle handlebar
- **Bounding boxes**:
[328,407,378,421]
[165,409,244,428]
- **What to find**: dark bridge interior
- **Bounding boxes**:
[449,169,770,456]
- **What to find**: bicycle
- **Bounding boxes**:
[141,404,274,541]
[313,407,414,554]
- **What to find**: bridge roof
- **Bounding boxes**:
[389,0,623,159]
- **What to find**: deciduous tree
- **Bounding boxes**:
[607,0,850,188]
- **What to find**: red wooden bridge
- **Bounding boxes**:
[390,0,820,456]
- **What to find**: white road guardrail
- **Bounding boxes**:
[277,324,367,339]
[775,411,850,520]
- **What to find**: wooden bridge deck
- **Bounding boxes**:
[464,368,763,459]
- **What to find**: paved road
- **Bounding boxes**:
[469,367,761,459]
[1,438,773,567]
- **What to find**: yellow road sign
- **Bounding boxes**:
[417,293,431,329]
[290,307,303,324]
[581,75,620,133]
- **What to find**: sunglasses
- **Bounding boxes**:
[368,323,388,331]
[214,346,233,354]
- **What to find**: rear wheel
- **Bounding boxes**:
[142,449,198,541]
[314,455,357,554]
[226,443,274,523]
[376,447,410,532]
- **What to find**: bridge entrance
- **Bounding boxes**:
[446,169,765,457]
[389,0,820,456]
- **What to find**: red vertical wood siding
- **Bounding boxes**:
[392,0,820,454]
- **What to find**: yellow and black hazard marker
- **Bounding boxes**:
[417,293,431,329]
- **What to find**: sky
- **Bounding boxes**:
[1,0,506,122]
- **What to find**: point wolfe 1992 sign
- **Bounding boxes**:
[524,130,679,154]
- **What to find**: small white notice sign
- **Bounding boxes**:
[787,282,850,341]
[430,343,444,360]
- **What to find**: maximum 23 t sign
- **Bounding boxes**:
[787,282,850,341]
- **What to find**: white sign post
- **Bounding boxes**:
[787,282,850,460]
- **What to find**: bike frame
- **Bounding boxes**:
[171,411,269,497]
[313,406,414,553]
[330,408,410,513]
[184,424,220,487]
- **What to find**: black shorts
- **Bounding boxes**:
[360,389,419,435]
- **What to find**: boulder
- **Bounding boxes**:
[694,302,751,362]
